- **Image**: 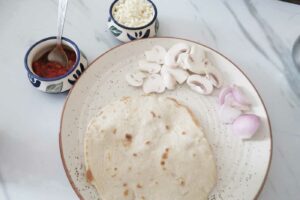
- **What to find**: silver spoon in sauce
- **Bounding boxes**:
[48,0,69,67]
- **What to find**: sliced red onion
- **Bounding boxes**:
[224,93,250,111]
[218,104,242,124]
[232,114,261,139]
[218,86,232,105]
[219,85,251,111]
[231,85,250,106]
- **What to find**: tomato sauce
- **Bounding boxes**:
[32,48,76,78]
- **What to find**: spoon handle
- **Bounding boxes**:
[57,0,69,47]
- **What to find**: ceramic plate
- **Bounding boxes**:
[59,37,272,200]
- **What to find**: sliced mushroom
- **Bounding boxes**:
[138,60,161,74]
[161,65,177,90]
[126,71,147,87]
[165,43,190,68]
[178,46,213,74]
[166,66,189,84]
[186,75,213,95]
[177,53,190,70]
[143,74,165,94]
[144,45,167,64]
[205,67,223,88]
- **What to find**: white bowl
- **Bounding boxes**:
[107,0,159,42]
[24,36,88,93]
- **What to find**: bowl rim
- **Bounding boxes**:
[24,36,81,82]
[109,0,158,30]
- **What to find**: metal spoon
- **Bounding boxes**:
[48,0,69,67]
[292,35,300,73]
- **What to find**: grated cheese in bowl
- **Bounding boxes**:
[112,0,155,28]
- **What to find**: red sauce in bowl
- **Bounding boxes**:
[32,48,76,78]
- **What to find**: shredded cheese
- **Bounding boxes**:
[112,0,154,28]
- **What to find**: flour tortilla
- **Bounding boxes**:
[84,96,217,200]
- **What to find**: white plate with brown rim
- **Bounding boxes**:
[59,37,272,200]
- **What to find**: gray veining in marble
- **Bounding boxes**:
[0,171,10,200]
[244,0,300,98]
[0,0,300,200]
[223,1,280,71]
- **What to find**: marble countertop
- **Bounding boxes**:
[0,0,299,199]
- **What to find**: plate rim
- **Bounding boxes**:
[59,37,273,200]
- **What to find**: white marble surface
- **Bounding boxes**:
[0,0,299,199]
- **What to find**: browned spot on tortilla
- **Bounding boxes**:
[155,181,159,185]
[123,183,127,187]
[141,196,146,200]
[121,96,131,103]
[128,167,132,171]
[162,152,168,160]
[112,128,117,134]
[193,153,196,157]
[150,111,156,118]
[182,131,186,135]
[123,189,129,196]
[157,115,161,119]
[133,153,137,157]
[145,141,151,145]
[165,125,170,130]
[111,174,117,178]
[162,148,169,159]
[136,183,143,189]
[114,167,118,171]
[180,180,185,186]
[86,169,94,183]
[123,133,133,147]
[161,148,170,167]
[125,134,132,141]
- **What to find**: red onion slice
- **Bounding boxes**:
[232,114,261,139]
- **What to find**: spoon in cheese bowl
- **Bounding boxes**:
[48,0,69,67]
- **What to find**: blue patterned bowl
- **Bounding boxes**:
[108,0,159,43]
[24,36,88,93]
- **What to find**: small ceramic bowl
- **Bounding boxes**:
[24,36,88,93]
[108,0,159,43]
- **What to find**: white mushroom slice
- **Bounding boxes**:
[143,74,165,94]
[126,71,147,87]
[177,53,190,70]
[205,67,223,88]
[138,60,161,74]
[179,47,212,74]
[144,45,167,64]
[186,56,213,74]
[187,75,213,95]
[165,43,190,67]
[167,66,189,84]
[161,65,177,90]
